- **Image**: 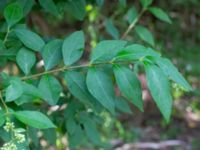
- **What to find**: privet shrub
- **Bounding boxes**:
[0,0,192,149]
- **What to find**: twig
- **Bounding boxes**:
[121,9,146,39]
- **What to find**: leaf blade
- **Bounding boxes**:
[14,111,56,129]
[113,65,143,111]
[62,31,85,65]
[16,47,36,75]
[15,28,45,51]
[145,64,172,122]
[86,68,115,114]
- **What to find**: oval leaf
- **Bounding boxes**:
[86,67,115,114]
[149,7,172,24]
[135,25,155,46]
[14,111,56,129]
[6,77,23,102]
[65,0,86,21]
[155,58,192,91]
[15,28,45,51]
[4,2,23,27]
[145,64,172,122]
[38,75,62,105]
[113,65,143,111]
[91,40,127,63]
[42,39,62,70]
[105,19,119,39]
[16,47,36,75]
[62,31,84,66]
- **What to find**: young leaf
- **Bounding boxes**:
[145,64,172,122]
[149,7,172,24]
[115,44,160,61]
[62,31,84,65]
[113,65,143,111]
[14,111,56,129]
[65,0,86,21]
[17,0,35,16]
[6,77,23,102]
[140,0,153,8]
[135,25,155,46]
[15,28,45,51]
[39,0,59,17]
[16,47,36,75]
[155,58,192,91]
[90,40,127,63]
[4,2,23,27]
[86,68,115,114]
[38,75,62,105]
[105,19,119,39]
[42,39,62,70]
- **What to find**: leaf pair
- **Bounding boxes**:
[143,57,192,122]
[42,31,84,71]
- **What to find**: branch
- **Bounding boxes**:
[121,9,146,39]
[21,60,133,81]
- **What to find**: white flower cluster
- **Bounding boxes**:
[3,122,15,132]
[1,142,17,150]
[0,122,26,150]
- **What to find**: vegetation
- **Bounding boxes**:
[0,0,199,149]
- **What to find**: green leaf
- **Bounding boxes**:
[115,97,132,114]
[119,0,126,7]
[4,2,23,27]
[81,115,101,145]
[0,40,6,51]
[96,0,104,7]
[39,0,59,17]
[140,0,153,8]
[38,75,62,105]
[16,47,36,75]
[105,19,119,39]
[0,110,5,127]
[65,71,103,112]
[14,111,56,129]
[6,77,23,102]
[42,39,62,70]
[86,68,115,114]
[155,58,192,91]
[113,65,143,111]
[145,64,172,122]
[62,31,84,65]
[91,40,127,63]
[66,117,78,135]
[115,44,160,61]
[65,0,86,21]
[68,125,85,148]
[22,82,42,98]
[17,0,35,16]
[64,71,94,104]
[43,128,56,145]
[126,7,138,24]
[15,28,45,51]
[149,7,172,24]
[135,25,155,46]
